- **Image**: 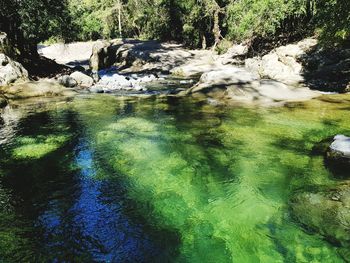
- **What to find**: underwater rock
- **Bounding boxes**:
[290,182,350,248]
[326,135,350,178]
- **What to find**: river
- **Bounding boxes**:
[0,93,349,262]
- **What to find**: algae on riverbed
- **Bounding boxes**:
[12,135,70,159]
[0,94,349,262]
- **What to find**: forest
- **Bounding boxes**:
[1,0,349,57]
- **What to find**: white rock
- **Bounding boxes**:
[58,75,77,87]
[0,54,28,86]
[70,71,94,87]
[330,135,350,157]
[199,67,258,86]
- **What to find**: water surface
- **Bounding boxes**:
[0,94,349,262]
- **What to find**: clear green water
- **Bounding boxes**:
[0,94,349,262]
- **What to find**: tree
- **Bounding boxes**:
[0,0,73,58]
[316,0,350,46]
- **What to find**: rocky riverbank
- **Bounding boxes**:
[1,36,349,106]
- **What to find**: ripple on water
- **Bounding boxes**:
[0,94,349,262]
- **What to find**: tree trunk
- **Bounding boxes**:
[201,34,207,49]
[212,8,221,49]
[306,0,313,20]
[117,0,122,38]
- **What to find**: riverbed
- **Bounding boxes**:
[0,93,349,262]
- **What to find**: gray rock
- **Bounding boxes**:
[245,38,317,85]
[326,135,350,177]
[190,67,259,93]
[329,135,350,157]
[70,71,94,87]
[89,40,117,71]
[1,80,76,99]
[89,86,104,93]
[0,54,28,86]
[58,75,77,88]
[290,182,350,248]
[184,67,318,105]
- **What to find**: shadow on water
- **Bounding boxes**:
[0,109,179,262]
[1,94,349,262]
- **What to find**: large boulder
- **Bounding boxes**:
[70,71,94,87]
[89,40,118,71]
[0,54,28,86]
[189,67,259,93]
[326,135,350,178]
[1,80,76,99]
[183,67,319,105]
[245,38,317,85]
[290,182,350,248]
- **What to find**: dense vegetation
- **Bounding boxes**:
[1,0,349,56]
[67,0,349,48]
[0,0,72,57]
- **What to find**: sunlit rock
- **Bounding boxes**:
[1,80,76,99]
[58,75,77,88]
[0,54,28,86]
[70,71,94,87]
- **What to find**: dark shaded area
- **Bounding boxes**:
[247,33,309,58]
[0,109,180,262]
[300,45,350,92]
[21,56,73,79]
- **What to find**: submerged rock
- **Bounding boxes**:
[0,53,28,86]
[290,182,350,248]
[70,71,94,87]
[326,135,350,177]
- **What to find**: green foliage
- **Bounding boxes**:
[1,0,349,52]
[316,0,350,46]
[216,39,232,54]
[225,0,309,42]
[0,0,73,55]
